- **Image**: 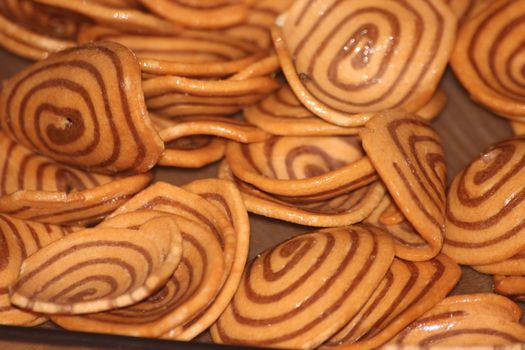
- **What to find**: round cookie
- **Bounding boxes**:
[451,0,525,118]
[360,111,447,260]
[10,214,182,314]
[225,135,377,200]
[211,225,394,349]
[0,41,164,174]
[274,0,456,126]
[443,137,525,264]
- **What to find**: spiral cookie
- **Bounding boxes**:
[0,215,74,326]
[10,214,183,314]
[211,225,394,349]
[52,211,225,337]
[137,0,252,29]
[274,0,456,127]
[389,293,525,346]
[0,41,164,174]
[218,161,385,227]
[360,111,446,261]
[226,135,377,200]
[0,133,152,226]
[443,137,525,265]
[493,275,525,302]
[32,0,180,34]
[451,0,525,118]
[0,12,75,60]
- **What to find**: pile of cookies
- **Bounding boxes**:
[2,0,525,349]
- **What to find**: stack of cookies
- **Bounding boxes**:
[1,0,525,349]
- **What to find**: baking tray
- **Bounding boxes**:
[0,46,517,349]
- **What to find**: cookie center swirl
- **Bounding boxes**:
[39,105,85,145]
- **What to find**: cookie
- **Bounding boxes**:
[0,215,75,326]
[443,0,493,24]
[473,250,525,276]
[10,213,182,314]
[0,41,164,174]
[443,137,525,264]
[323,254,461,349]
[274,0,456,127]
[52,210,225,337]
[225,135,377,200]
[511,120,525,135]
[0,133,152,226]
[78,27,265,78]
[493,275,525,302]
[221,0,295,50]
[109,181,241,339]
[142,73,280,117]
[137,0,252,29]
[211,225,394,349]
[218,161,385,227]
[451,0,525,118]
[0,12,74,60]
[389,293,525,346]
[31,0,180,34]
[360,111,447,260]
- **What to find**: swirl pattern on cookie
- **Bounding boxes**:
[360,111,446,260]
[211,225,394,349]
[451,0,525,118]
[0,215,74,326]
[52,211,225,337]
[442,0,492,24]
[323,254,461,349]
[10,214,183,314]
[443,137,525,264]
[0,41,164,174]
[389,293,525,346]
[275,0,456,126]
[0,133,152,226]
[473,249,525,275]
[226,135,377,199]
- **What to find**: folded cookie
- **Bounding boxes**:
[389,293,525,346]
[0,215,76,326]
[0,41,164,174]
[274,0,456,126]
[443,137,525,264]
[10,213,182,314]
[0,133,151,226]
[211,224,394,349]
[361,111,446,260]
